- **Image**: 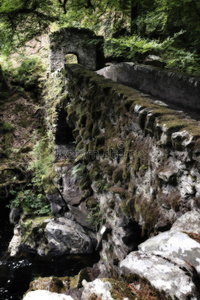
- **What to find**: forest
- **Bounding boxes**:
[0,0,200,75]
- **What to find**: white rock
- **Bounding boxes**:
[139,211,200,274]
[120,251,198,300]
[8,225,21,256]
[23,290,74,300]
[139,231,200,274]
[171,211,200,234]
[81,279,114,300]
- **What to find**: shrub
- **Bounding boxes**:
[12,56,45,91]
[10,189,51,215]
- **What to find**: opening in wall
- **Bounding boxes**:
[65,53,79,64]
[55,108,75,145]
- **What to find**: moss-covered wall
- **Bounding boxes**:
[65,65,200,233]
[47,64,200,272]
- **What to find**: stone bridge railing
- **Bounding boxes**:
[97,62,200,113]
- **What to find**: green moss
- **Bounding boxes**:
[20,216,51,246]
[76,140,84,151]
[101,162,115,177]
[94,178,112,193]
[78,114,87,127]
[83,130,90,140]
[121,197,135,218]
[42,170,57,194]
[91,122,100,136]
[0,122,13,133]
[86,196,98,208]
[79,175,91,190]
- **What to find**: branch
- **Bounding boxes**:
[57,0,68,14]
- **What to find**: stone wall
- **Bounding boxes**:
[61,63,200,263]
[49,27,104,72]
[97,62,200,112]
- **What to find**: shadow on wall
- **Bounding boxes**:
[55,108,74,145]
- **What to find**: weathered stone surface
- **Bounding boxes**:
[97,62,200,111]
[46,190,66,215]
[45,217,94,255]
[23,290,74,300]
[8,225,21,256]
[139,211,200,274]
[53,162,84,206]
[120,251,199,300]
[8,217,51,257]
[139,231,200,274]
[69,202,95,229]
[49,27,104,72]
[170,210,200,234]
[81,279,114,300]
[9,206,21,225]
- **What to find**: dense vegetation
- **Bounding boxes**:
[0,0,200,74]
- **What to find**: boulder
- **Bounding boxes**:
[139,231,200,274]
[45,217,94,255]
[170,211,200,234]
[23,290,74,300]
[138,211,200,274]
[8,217,51,257]
[120,251,199,300]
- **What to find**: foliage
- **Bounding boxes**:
[0,122,13,133]
[0,0,58,54]
[11,56,46,90]
[0,0,200,76]
[87,203,105,228]
[72,163,86,180]
[28,131,54,191]
[8,131,53,216]
[105,33,200,75]
[10,189,51,215]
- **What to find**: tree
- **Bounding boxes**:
[0,0,58,53]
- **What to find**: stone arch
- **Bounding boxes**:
[65,53,79,64]
[49,27,104,72]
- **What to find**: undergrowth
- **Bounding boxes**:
[105,32,200,75]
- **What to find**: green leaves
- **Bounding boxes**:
[0,0,58,54]
[10,189,51,215]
